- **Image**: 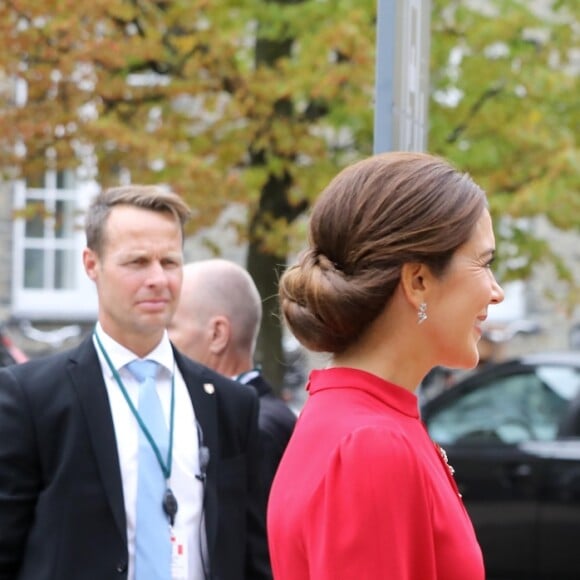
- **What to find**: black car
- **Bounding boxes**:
[421,352,580,580]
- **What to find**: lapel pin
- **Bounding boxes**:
[203,383,215,395]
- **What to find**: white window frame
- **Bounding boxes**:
[11,173,99,320]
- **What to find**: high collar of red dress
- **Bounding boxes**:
[306,367,419,419]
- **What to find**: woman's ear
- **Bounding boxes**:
[400,262,429,307]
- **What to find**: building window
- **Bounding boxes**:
[11,171,98,320]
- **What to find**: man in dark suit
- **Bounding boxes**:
[169,259,297,493]
[0,186,271,580]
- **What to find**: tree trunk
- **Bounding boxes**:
[247,241,286,393]
[245,0,306,396]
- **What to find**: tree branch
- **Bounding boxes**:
[446,82,504,143]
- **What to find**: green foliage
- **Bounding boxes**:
[0,0,378,240]
[0,0,578,293]
[429,0,579,292]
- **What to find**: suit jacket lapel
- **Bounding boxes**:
[69,336,127,543]
[173,348,219,557]
[68,339,220,555]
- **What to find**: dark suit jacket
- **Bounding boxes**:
[0,336,271,580]
[245,374,296,493]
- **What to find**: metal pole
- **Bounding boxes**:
[373,0,397,154]
[374,0,431,153]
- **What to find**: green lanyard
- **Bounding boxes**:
[93,331,176,480]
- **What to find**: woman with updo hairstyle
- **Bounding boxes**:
[267,152,504,580]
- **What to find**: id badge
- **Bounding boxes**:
[171,530,188,580]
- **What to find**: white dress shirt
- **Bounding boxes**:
[93,324,206,580]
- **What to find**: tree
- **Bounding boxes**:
[429,0,579,299]
[0,0,578,392]
[0,0,376,390]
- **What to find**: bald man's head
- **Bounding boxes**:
[168,259,262,373]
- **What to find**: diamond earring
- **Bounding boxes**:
[417,302,427,324]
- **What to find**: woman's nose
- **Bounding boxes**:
[490,275,504,305]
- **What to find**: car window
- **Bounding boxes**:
[535,366,580,400]
[426,366,580,446]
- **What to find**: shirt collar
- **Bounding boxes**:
[233,368,261,385]
[93,322,175,378]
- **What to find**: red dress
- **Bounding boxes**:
[267,367,484,580]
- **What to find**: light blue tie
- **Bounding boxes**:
[127,359,171,580]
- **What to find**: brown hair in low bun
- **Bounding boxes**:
[279,151,487,354]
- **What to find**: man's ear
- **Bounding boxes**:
[400,262,430,308]
[83,247,98,281]
[208,316,230,355]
